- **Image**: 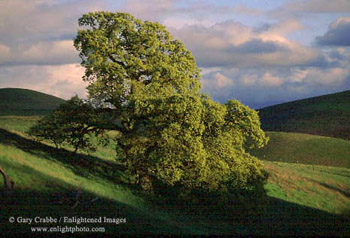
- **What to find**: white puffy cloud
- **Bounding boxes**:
[292,67,349,86]
[21,40,79,65]
[213,72,234,88]
[0,40,79,66]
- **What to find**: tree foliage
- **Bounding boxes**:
[73,11,269,196]
[29,96,107,153]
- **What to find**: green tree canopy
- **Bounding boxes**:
[74,12,201,109]
[29,96,107,153]
[73,11,268,196]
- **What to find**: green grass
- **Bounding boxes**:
[0,88,65,116]
[264,161,350,215]
[0,125,208,235]
[258,90,350,140]
[251,132,350,168]
[0,116,40,133]
[0,116,349,236]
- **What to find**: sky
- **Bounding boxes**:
[0,0,349,108]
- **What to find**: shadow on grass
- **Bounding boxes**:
[0,128,126,184]
[1,188,349,236]
[308,178,350,198]
[0,164,193,236]
[251,196,350,237]
[0,190,190,236]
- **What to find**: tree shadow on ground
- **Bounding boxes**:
[0,190,191,236]
[0,128,126,184]
[250,196,350,237]
[308,178,350,198]
[0,165,194,236]
[129,184,350,236]
[1,188,349,236]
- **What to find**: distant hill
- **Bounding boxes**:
[0,88,65,116]
[258,90,350,140]
[251,132,350,168]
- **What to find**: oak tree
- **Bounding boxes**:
[29,96,106,153]
[73,12,268,195]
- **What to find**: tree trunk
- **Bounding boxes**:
[0,166,14,194]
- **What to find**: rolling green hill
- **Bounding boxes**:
[0,116,349,236]
[258,90,350,140]
[264,161,350,215]
[0,88,65,116]
[251,132,350,168]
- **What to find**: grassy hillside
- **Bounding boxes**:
[0,88,65,116]
[265,161,350,215]
[258,90,350,140]
[0,116,349,236]
[251,132,350,168]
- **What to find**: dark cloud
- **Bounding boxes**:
[316,18,350,46]
[234,39,288,54]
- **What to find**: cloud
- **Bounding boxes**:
[201,65,350,108]
[121,0,177,21]
[261,73,283,87]
[121,0,262,26]
[0,64,87,99]
[283,0,350,13]
[171,20,322,68]
[231,4,262,16]
[0,0,348,109]
[0,40,79,66]
[0,0,104,66]
[296,67,349,86]
[0,44,11,62]
[213,72,233,88]
[258,19,304,36]
[234,39,287,54]
[21,40,79,65]
[0,0,103,45]
[168,16,349,108]
[270,0,350,19]
[316,17,350,46]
